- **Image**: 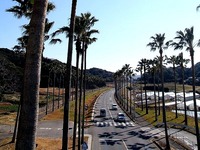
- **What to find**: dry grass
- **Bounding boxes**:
[0,137,88,150]
[42,108,64,121]
[0,112,16,125]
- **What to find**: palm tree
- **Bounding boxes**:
[127,69,134,114]
[6,0,55,19]
[137,59,148,114]
[142,59,149,114]
[16,0,48,149]
[149,58,158,121]
[62,0,77,149]
[147,33,170,150]
[80,13,99,144]
[120,66,126,108]
[135,64,144,111]
[177,52,190,125]
[122,64,131,111]
[171,27,200,149]
[114,69,124,104]
[166,55,179,118]
[7,1,55,144]
[153,56,161,115]
[7,1,55,53]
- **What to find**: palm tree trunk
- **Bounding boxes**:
[144,70,148,114]
[191,53,200,149]
[153,70,157,121]
[182,63,187,125]
[140,71,143,111]
[160,52,170,150]
[173,66,178,118]
[16,0,48,149]
[81,48,87,144]
[78,54,84,150]
[72,52,80,150]
[62,0,77,149]
[129,77,132,114]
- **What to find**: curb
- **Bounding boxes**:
[85,134,92,150]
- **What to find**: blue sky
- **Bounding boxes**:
[1,0,200,73]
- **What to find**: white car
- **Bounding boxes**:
[117,113,125,122]
[112,104,117,110]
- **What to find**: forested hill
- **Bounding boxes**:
[0,48,114,93]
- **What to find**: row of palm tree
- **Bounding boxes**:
[50,12,99,150]
[114,26,200,149]
[7,0,99,150]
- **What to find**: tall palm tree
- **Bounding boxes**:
[166,55,179,118]
[7,1,55,144]
[147,33,170,150]
[171,27,200,149]
[81,13,99,144]
[16,0,48,149]
[62,0,77,149]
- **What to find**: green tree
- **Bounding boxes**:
[171,27,200,149]
[147,33,170,150]
[16,0,48,149]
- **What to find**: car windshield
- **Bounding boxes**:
[118,113,124,117]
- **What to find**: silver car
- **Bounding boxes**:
[112,104,117,110]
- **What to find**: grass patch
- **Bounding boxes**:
[42,87,111,121]
[0,105,18,112]
[136,107,197,130]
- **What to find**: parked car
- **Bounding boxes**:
[100,108,106,117]
[112,104,117,110]
[117,113,125,122]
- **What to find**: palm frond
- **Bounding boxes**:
[49,39,62,44]
[197,5,200,11]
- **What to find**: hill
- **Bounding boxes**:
[0,48,114,95]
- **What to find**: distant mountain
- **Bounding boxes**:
[86,67,114,82]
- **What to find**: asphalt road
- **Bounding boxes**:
[88,89,159,150]
[37,120,73,138]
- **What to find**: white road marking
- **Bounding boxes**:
[39,127,52,130]
[95,121,135,127]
